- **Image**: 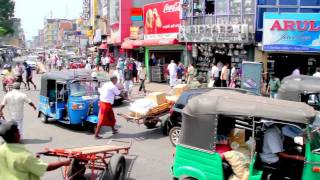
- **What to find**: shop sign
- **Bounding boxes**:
[143,0,180,40]
[179,24,249,43]
[129,26,140,39]
[110,23,121,44]
[263,13,320,52]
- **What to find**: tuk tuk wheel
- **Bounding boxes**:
[107,154,126,180]
[39,113,48,123]
[169,126,181,147]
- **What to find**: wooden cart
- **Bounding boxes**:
[117,103,171,129]
[37,140,131,180]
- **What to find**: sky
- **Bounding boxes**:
[14,0,82,40]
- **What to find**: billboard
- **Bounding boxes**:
[143,0,180,40]
[263,13,320,52]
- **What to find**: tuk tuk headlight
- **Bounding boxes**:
[71,103,85,110]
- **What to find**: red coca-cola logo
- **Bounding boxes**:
[163,2,180,13]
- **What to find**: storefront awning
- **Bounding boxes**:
[121,39,179,49]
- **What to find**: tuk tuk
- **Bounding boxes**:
[172,90,320,180]
[38,70,106,131]
[278,75,320,110]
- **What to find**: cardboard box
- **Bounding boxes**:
[173,84,189,96]
[146,92,166,105]
[166,96,179,103]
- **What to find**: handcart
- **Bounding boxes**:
[117,103,171,129]
[37,140,131,180]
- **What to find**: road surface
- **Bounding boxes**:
[0,57,173,180]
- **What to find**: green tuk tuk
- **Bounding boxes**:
[172,90,320,180]
[278,75,320,110]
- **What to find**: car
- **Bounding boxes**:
[162,87,259,146]
[25,55,38,70]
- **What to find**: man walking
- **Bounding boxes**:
[123,65,134,99]
[23,62,37,90]
[15,62,27,88]
[220,63,229,87]
[267,74,280,99]
[0,121,71,180]
[95,76,120,139]
[211,63,220,87]
[0,82,37,138]
[167,60,178,88]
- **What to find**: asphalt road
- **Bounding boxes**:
[1,57,173,180]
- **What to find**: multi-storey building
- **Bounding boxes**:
[43,19,59,49]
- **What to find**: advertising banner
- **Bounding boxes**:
[143,0,180,40]
[263,13,320,52]
[179,24,249,43]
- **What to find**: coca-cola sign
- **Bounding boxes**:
[144,0,180,40]
[163,2,180,13]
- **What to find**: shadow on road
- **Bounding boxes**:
[22,137,52,144]
[107,128,165,141]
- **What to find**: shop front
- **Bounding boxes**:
[263,13,320,79]
[179,0,256,83]
[122,0,183,82]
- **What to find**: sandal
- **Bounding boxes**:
[95,136,103,139]
[112,129,119,134]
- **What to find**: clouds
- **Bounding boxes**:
[311,34,320,47]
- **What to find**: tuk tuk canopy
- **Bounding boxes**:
[40,70,108,96]
[183,89,315,124]
[278,75,320,101]
[179,89,316,152]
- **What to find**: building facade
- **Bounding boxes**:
[179,0,256,79]
[44,19,59,49]
[256,0,320,79]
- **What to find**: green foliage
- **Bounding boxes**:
[0,0,15,36]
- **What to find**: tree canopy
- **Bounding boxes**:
[0,0,15,36]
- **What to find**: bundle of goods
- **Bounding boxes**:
[166,84,189,104]
[128,92,170,118]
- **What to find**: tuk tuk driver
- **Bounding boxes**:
[260,121,305,178]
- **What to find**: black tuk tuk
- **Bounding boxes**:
[278,75,320,110]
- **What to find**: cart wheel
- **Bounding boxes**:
[144,120,158,129]
[169,126,181,147]
[66,159,86,180]
[39,113,48,124]
[107,154,126,180]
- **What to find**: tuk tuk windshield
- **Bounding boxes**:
[70,81,99,97]
[311,115,320,152]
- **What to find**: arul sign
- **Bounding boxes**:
[263,13,320,52]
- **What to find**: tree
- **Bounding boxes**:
[0,0,15,36]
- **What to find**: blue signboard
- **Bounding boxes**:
[263,13,320,52]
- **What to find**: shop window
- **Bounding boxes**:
[243,0,255,14]
[279,0,298,5]
[230,15,242,24]
[257,8,277,29]
[216,15,229,24]
[230,0,242,15]
[193,0,202,15]
[204,15,215,25]
[205,0,215,14]
[216,0,228,15]
[300,8,320,13]
[257,0,277,5]
[300,0,320,6]
[243,15,255,32]
[279,8,297,12]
